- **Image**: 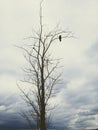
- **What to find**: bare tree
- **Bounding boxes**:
[18,0,73,130]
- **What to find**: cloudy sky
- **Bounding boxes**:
[0,0,98,129]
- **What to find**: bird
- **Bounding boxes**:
[59,35,62,42]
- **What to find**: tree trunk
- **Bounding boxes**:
[40,58,46,130]
[40,101,46,130]
[40,86,46,130]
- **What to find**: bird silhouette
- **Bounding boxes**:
[59,35,62,42]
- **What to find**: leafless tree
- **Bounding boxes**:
[18,0,73,130]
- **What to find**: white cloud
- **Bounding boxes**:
[0,0,98,129]
[0,105,6,111]
[0,75,19,94]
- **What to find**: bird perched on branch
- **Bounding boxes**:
[59,35,62,42]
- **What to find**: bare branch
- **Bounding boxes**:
[18,1,73,130]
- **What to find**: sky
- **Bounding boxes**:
[0,0,98,129]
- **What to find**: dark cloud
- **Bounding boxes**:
[0,94,19,106]
[75,119,94,129]
[0,0,98,129]
[0,113,27,130]
[0,94,29,129]
[78,105,98,119]
[57,74,98,129]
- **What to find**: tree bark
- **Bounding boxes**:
[40,57,46,130]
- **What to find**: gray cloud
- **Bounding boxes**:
[0,0,98,129]
[86,41,98,65]
[55,67,98,129]
[0,94,28,129]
